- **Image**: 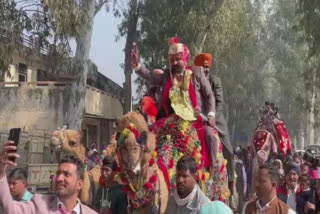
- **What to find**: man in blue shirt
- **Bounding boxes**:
[8,168,33,202]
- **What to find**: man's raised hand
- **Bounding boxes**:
[0,141,20,177]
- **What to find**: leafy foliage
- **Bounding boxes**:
[133,0,310,145]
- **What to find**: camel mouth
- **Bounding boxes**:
[131,161,141,175]
[51,136,62,148]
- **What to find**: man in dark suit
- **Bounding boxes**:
[194,53,235,196]
[132,37,218,169]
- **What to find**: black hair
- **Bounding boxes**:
[102,156,118,171]
[59,155,84,180]
[8,168,27,182]
[259,164,281,186]
[298,175,310,184]
[176,155,197,175]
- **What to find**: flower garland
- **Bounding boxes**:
[115,150,159,210]
[115,123,160,210]
[117,123,146,146]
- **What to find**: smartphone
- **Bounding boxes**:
[8,128,21,162]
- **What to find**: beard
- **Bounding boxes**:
[171,65,184,74]
[55,183,77,198]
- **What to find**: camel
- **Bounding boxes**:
[249,102,292,195]
[50,128,101,205]
[115,112,169,214]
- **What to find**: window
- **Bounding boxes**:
[18,63,27,82]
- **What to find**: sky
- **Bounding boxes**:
[88,10,139,96]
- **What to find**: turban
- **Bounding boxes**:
[194,53,212,68]
[284,161,301,175]
[168,37,190,64]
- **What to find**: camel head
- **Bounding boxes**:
[51,129,86,163]
[116,112,156,175]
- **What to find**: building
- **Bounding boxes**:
[0,31,124,154]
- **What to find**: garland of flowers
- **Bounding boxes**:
[115,123,160,210]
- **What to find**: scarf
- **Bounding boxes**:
[174,185,197,207]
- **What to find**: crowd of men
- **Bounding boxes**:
[0,141,234,214]
[1,140,320,214]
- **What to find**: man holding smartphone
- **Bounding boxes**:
[0,141,97,214]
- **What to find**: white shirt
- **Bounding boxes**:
[57,198,81,214]
[286,184,298,211]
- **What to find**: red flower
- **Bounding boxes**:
[145,182,152,189]
[169,159,174,168]
[150,174,157,183]
[149,159,155,166]
[164,145,169,151]
[220,165,225,173]
[174,143,179,148]
[121,176,127,183]
[170,123,175,129]
[184,136,189,143]
[201,174,205,181]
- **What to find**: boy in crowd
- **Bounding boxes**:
[296,175,313,214]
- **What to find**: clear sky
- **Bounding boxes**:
[90,10,125,85]
[89,9,139,97]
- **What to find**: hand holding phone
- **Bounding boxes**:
[8,128,21,162]
[0,141,20,177]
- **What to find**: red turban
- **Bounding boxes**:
[194,53,212,68]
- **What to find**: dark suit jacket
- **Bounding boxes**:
[207,73,233,153]
[136,65,216,118]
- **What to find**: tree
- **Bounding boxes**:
[117,0,143,113]
[297,0,320,146]
[44,0,110,129]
